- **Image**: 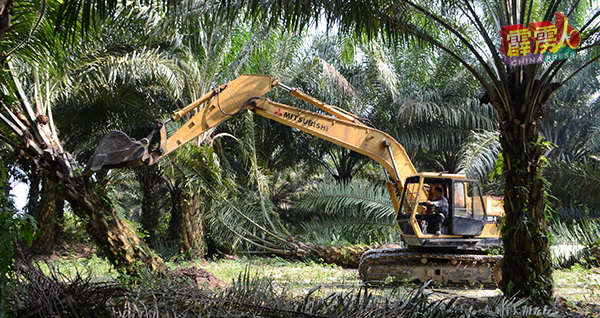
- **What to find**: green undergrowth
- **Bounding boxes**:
[23,256,565,317]
[35,254,117,282]
[554,264,600,303]
[193,256,363,296]
[31,253,600,306]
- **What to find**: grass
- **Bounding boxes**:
[32,253,600,306]
[34,253,117,282]
[554,264,600,303]
[193,256,363,296]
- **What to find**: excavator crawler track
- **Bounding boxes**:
[359,248,502,287]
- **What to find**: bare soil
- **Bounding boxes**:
[169,266,229,289]
[34,242,97,261]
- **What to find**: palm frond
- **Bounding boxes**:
[586,123,600,156]
[2,62,72,175]
[549,218,600,268]
[295,180,398,245]
[545,158,600,208]
[54,48,186,158]
[298,180,394,219]
[540,56,600,161]
[552,202,600,221]
[456,131,501,180]
[205,190,290,253]
[54,0,182,40]
[361,41,400,100]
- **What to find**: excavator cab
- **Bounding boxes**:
[396,173,491,249]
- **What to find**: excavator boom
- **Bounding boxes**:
[88,74,420,205]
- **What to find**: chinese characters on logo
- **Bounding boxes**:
[499,13,580,66]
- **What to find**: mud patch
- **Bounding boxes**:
[32,243,97,261]
[170,266,229,290]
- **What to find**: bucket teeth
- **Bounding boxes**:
[87,130,151,171]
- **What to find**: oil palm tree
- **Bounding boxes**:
[0,0,69,256]
[153,5,298,259]
[454,57,600,212]
[361,41,499,173]
[1,2,187,272]
[165,141,224,259]
[167,29,378,263]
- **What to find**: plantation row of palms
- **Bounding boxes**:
[1,0,599,311]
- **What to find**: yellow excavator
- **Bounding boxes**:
[88,74,504,286]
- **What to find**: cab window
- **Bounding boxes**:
[453,181,485,220]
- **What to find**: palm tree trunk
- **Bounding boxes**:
[180,190,204,260]
[498,111,553,302]
[31,151,163,274]
[53,197,65,244]
[33,174,56,254]
[52,171,163,274]
[140,165,160,247]
[0,0,12,42]
[312,245,371,267]
[26,166,40,217]
[3,68,162,276]
[290,241,370,267]
[168,183,183,243]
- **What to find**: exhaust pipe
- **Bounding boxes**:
[87,130,153,172]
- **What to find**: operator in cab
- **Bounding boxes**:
[425,187,448,235]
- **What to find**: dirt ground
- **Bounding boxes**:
[170,266,229,289]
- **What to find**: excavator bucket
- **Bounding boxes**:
[87,130,151,171]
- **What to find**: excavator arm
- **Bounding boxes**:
[88,74,420,212]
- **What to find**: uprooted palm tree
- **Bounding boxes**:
[0,64,162,274]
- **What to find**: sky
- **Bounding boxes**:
[10,180,28,211]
